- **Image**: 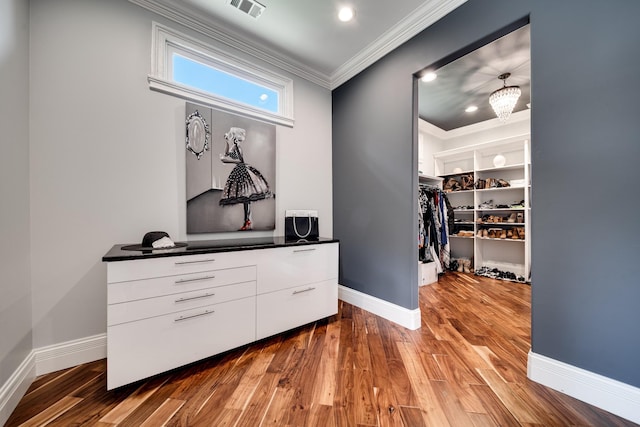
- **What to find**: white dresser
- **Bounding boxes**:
[103,238,338,390]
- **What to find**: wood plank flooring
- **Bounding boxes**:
[6,272,637,426]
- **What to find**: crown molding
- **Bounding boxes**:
[330,0,468,89]
[128,0,332,88]
[420,108,531,140]
[129,0,466,91]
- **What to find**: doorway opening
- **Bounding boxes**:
[416,21,531,292]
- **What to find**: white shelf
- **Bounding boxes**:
[444,189,474,194]
[419,174,443,184]
[477,237,525,242]
[476,163,525,173]
[476,187,525,193]
[440,170,474,177]
[434,135,531,280]
[477,207,525,211]
[477,222,525,226]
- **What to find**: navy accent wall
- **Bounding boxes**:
[333,0,640,387]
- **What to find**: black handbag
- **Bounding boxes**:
[285,210,319,241]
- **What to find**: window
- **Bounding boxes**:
[149,22,294,127]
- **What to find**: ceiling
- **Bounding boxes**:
[418,25,531,131]
[129,0,528,131]
[129,0,466,88]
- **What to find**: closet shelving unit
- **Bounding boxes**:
[434,135,531,282]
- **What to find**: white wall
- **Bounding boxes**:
[29,0,332,349]
[418,119,444,176]
[0,0,32,390]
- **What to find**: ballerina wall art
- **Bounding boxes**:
[185,103,276,233]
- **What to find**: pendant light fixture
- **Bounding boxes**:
[489,73,521,121]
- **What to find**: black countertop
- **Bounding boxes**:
[102,236,339,262]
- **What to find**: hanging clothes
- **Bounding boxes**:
[418,185,452,271]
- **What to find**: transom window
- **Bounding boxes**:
[149,22,294,127]
[172,54,279,113]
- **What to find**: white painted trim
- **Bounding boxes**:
[129,0,330,88]
[421,108,530,140]
[338,285,421,330]
[0,352,36,426]
[148,76,294,128]
[433,133,531,158]
[0,334,107,424]
[528,351,640,424]
[331,0,467,89]
[34,333,107,376]
[149,22,295,127]
[129,0,466,90]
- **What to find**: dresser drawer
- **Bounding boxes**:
[256,243,338,294]
[107,296,256,390]
[107,250,258,283]
[108,280,256,326]
[256,279,337,340]
[108,265,256,304]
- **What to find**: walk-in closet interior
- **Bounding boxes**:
[417,24,531,286]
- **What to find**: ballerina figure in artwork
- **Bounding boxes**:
[219,127,273,231]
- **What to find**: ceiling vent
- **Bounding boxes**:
[227,0,266,19]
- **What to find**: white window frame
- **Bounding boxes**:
[148,22,294,127]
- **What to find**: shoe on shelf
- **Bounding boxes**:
[499,229,507,239]
[457,259,464,273]
[482,229,488,238]
[443,177,462,192]
[507,229,513,238]
[478,199,494,209]
[507,213,517,223]
[517,212,524,223]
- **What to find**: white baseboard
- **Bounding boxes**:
[338,285,421,330]
[0,333,107,425]
[528,351,640,424]
[0,352,36,426]
[34,333,106,376]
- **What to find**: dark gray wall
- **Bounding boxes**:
[333,0,640,388]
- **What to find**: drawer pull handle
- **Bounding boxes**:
[175,292,214,303]
[174,309,214,322]
[293,248,316,253]
[175,258,215,265]
[175,275,215,284]
[293,287,316,295]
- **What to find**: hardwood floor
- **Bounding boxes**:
[6,272,637,426]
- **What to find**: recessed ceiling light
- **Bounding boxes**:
[421,72,437,82]
[338,7,355,22]
[465,105,478,113]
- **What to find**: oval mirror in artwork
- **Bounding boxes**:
[186,110,210,159]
